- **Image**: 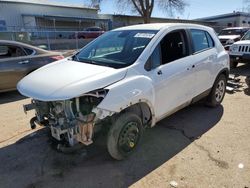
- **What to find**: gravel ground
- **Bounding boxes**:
[0,64,249,188]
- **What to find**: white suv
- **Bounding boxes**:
[18,23,229,160]
[229,30,250,68]
[218,27,249,49]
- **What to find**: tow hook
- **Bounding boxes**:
[30,117,38,129]
[29,117,48,129]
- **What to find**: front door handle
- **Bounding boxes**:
[18,60,29,64]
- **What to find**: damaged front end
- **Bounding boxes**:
[24,89,111,147]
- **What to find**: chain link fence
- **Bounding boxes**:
[0,31,97,51]
[0,24,228,52]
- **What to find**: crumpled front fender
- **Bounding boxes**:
[93,75,155,121]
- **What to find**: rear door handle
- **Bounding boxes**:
[18,60,29,64]
[157,70,162,75]
[187,65,195,70]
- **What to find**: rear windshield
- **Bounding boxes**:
[219,29,244,36]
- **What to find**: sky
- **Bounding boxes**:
[57,0,245,19]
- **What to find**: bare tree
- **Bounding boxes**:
[243,0,250,12]
[89,0,187,23]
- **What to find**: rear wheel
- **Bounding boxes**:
[230,61,238,69]
[107,112,143,160]
[206,74,226,107]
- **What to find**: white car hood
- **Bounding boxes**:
[233,40,250,45]
[17,59,127,101]
[218,35,241,40]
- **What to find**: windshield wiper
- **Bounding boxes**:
[77,58,111,67]
[71,54,80,62]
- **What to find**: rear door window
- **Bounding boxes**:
[190,29,213,53]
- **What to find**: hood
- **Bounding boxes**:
[17,59,127,101]
[218,35,241,40]
[233,40,250,45]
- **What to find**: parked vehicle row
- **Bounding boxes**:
[218,27,249,49]
[217,27,250,68]
[228,30,250,68]
[18,23,229,160]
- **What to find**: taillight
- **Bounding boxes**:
[51,55,64,60]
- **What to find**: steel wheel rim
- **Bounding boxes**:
[118,121,140,154]
[215,80,225,102]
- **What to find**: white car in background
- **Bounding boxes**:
[18,23,229,160]
[218,27,249,50]
[229,30,250,68]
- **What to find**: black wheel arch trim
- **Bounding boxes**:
[216,68,229,81]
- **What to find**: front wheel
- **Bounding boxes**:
[107,112,143,160]
[206,74,227,107]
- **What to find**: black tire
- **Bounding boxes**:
[246,76,250,87]
[230,61,238,69]
[206,74,227,107]
[107,112,143,160]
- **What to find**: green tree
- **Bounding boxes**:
[88,0,187,23]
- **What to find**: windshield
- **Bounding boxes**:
[219,29,243,36]
[242,31,250,40]
[73,30,158,68]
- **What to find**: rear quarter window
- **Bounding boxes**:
[205,32,215,48]
[24,48,35,55]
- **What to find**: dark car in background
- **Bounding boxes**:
[218,27,249,50]
[0,40,64,92]
[75,27,105,39]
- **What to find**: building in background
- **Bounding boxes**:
[1,0,250,33]
[197,12,250,32]
[2,0,245,50]
[0,0,216,32]
[0,0,111,31]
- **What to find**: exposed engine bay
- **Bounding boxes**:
[25,89,109,147]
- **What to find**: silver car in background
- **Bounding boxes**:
[0,40,64,92]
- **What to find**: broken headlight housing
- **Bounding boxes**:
[28,89,109,147]
[71,89,109,119]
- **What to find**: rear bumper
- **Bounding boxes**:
[230,54,250,63]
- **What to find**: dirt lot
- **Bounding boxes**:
[0,64,249,188]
